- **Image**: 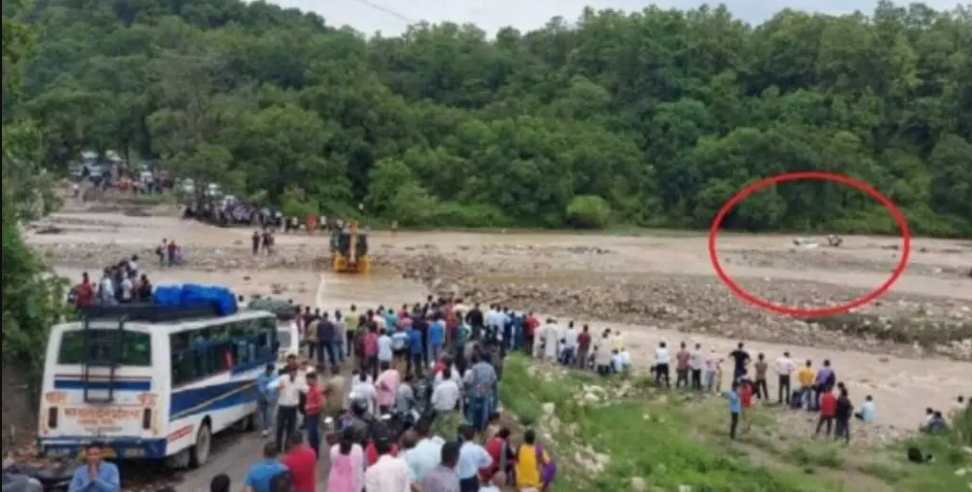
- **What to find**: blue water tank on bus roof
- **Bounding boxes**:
[180,283,238,316]
[152,283,238,316]
[153,284,184,306]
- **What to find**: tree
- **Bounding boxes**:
[5,0,971,235]
[929,134,972,220]
[168,143,242,207]
[1,4,70,393]
[566,195,612,228]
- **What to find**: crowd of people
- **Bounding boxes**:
[68,255,154,307]
[53,288,969,492]
[236,297,557,492]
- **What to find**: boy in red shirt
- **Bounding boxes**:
[816,388,837,437]
[364,326,379,380]
[303,372,327,457]
[281,433,317,492]
[73,272,95,308]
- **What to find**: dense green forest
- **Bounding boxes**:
[2,0,971,234]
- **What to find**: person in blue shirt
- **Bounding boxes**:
[428,316,446,364]
[384,308,399,332]
[723,382,742,440]
[256,363,278,437]
[68,442,120,492]
[243,442,289,492]
[407,325,425,378]
[512,312,524,351]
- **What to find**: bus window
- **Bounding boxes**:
[172,349,198,386]
[58,330,152,366]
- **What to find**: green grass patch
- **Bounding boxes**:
[499,355,969,492]
[857,461,909,484]
[788,443,844,469]
[500,355,844,492]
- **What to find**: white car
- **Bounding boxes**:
[179,178,195,195]
[277,319,300,361]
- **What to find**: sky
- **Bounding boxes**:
[270,0,962,37]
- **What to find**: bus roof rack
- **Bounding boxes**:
[78,303,223,323]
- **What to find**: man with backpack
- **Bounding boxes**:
[243,442,289,492]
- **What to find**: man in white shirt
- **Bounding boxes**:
[561,322,578,366]
[365,437,410,492]
[431,371,461,413]
[456,425,492,491]
[378,329,394,366]
[349,371,378,415]
[654,341,671,388]
[690,343,705,390]
[98,270,115,305]
[404,419,446,483]
[543,320,560,362]
[127,255,139,278]
[775,351,797,405]
[270,364,308,451]
[620,348,631,374]
[484,305,502,341]
[119,276,133,303]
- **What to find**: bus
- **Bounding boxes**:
[37,305,278,468]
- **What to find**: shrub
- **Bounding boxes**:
[280,186,319,218]
[566,195,612,228]
[428,202,513,228]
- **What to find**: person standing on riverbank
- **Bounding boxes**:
[835,388,853,445]
[576,325,592,370]
[753,353,769,400]
[775,351,795,405]
[654,341,671,388]
[814,360,837,411]
[724,382,742,440]
[729,342,750,381]
[690,343,704,390]
[675,342,691,389]
[798,360,815,411]
[816,387,837,437]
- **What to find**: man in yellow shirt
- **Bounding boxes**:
[797,360,816,411]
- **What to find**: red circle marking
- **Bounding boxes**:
[708,171,911,317]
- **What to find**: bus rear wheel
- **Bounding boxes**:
[189,422,211,468]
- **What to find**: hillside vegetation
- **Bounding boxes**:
[3,0,971,234]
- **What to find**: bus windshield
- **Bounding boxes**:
[58,329,152,366]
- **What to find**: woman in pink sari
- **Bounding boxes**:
[327,428,364,492]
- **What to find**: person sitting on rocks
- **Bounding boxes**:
[920,411,948,434]
[854,395,876,423]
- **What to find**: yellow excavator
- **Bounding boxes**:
[330,221,369,273]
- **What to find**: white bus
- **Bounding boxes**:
[37,306,278,467]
